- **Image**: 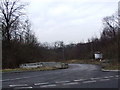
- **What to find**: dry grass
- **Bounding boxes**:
[1,60,119,72]
[62,59,101,65]
[1,66,59,73]
[63,59,120,70]
[102,63,120,70]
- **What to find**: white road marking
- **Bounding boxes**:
[40,84,56,87]
[100,79,110,81]
[34,82,49,85]
[83,80,96,83]
[15,78,21,79]
[2,75,41,82]
[103,76,109,79]
[2,79,18,82]
[63,82,78,85]
[102,69,120,72]
[108,76,114,78]
[15,86,33,89]
[90,77,100,80]
[55,81,70,83]
[115,75,119,78]
[9,84,28,87]
[73,79,86,82]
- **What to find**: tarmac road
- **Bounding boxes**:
[2,64,120,89]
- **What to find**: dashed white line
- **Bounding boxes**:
[40,84,56,87]
[55,81,70,83]
[9,84,28,87]
[2,75,41,82]
[15,78,21,79]
[102,69,120,72]
[99,79,110,81]
[34,82,49,85]
[73,79,86,82]
[83,80,96,83]
[103,76,109,79]
[108,76,114,78]
[90,77,100,80]
[2,79,17,82]
[63,82,78,85]
[15,86,33,89]
[115,75,119,78]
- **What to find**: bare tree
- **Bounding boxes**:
[0,0,26,41]
[102,14,118,39]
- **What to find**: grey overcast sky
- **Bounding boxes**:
[25,0,118,44]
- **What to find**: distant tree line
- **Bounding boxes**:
[1,0,119,69]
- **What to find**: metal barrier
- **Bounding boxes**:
[20,62,68,69]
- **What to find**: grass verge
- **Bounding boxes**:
[1,66,61,73]
[102,63,120,70]
[62,59,101,65]
[62,59,120,70]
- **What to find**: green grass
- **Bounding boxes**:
[102,63,120,70]
[1,66,60,73]
[103,65,120,70]
[1,60,119,72]
[62,59,120,70]
[62,59,101,65]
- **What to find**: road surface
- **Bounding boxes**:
[2,64,120,89]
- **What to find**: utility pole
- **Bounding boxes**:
[91,41,94,59]
[118,1,120,62]
[62,45,65,60]
[61,41,65,60]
